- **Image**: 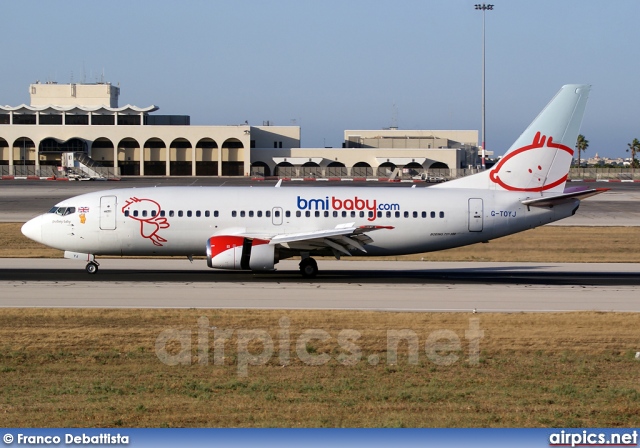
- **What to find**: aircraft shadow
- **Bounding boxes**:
[1,268,638,286]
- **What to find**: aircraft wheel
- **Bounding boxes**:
[86,262,99,274]
[299,257,318,278]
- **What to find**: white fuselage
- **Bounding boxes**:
[23,185,578,259]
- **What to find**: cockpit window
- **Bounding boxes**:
[49,206,76,216]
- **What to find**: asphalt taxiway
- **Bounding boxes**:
[1,259,638,312]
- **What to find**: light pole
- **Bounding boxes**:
[475,3,494,170]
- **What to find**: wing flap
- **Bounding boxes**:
[269,223,394,256]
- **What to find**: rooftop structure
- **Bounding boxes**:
[1,81,476,179]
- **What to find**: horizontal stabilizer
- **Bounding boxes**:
[520,188,608,207]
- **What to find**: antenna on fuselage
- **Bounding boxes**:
[275,179,282,188]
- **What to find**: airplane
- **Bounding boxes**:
[21,84,606,277]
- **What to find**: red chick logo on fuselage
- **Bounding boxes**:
[122,197,170,246]
[489,132,574,192]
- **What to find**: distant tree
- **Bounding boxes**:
[627,138,640,171]
[575,134,589,167]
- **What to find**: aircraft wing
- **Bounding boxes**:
[268,223,394,256]
[521,188,608,207]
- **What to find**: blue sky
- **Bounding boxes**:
[2,0,638,158]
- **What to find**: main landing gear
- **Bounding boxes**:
[299,257,318,278]
[85,260,100,274]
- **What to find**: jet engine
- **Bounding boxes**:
[206,236,276,271]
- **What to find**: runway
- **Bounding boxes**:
[1,259,638,312]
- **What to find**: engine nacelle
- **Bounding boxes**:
[206,236,276,271]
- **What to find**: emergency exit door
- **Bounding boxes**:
[100,196,117,230]
[468,198,483,232]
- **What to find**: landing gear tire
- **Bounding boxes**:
[299,257,318,278]
[86,262,99,274]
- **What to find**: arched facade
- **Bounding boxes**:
[403,161,424,178]
[90,138,115,166]
[144,138,166,176]
[170,138,192,176]
[376,162,396,177]
[301,161,321,177]
[13,137,36,166]
[274,161,295,178]
[196,138,218,176]
[117,138,141,176]
[0,138,8,165]
[251,161,270,177]
[222,138,245,176]
[326,161,347,177]
[352,162,373,177]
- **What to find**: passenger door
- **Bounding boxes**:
[100,196,117,230]
[468,198,483,232]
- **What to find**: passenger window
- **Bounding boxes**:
[305,211,310,217]
[196,211,201,217]
[386,211,391,218]
[169,210,175,217]
[205,211,210,217]
[315,211,320,218]
[440,211,445,218]
[359,211,364,218]
[413,211,418,218]
[422,211,427,218]
[124,210,130,217]
[142,210,147,217]
[232,211,237,217]
[333,211,338,218]
[404,211,409,218]
[214,211,219,218]
[187,211,192,217]
[133,210,139,217]
[296,211,301,217]
[431,211,436,218]
[286,211,291,218]
[395,211,400,218]
[368,211,374,218]
[160,210,166,217]
[151,210,157,217]
[266,211,271,217]
[324,211,329,218]
[275,210,281,217]
[350,211,356,218]
[178,211,183,217]
[342,211,347,218]
[249,211,254,217]
[240,211,245,217]
[377,211,382,218]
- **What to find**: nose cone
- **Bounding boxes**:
[21,217,42,244]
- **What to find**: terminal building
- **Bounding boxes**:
[0,82,479,178]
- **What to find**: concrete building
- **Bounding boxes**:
[0,82,477,178]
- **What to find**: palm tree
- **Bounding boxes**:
[575,134,589,167]
[627,138,640,173]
